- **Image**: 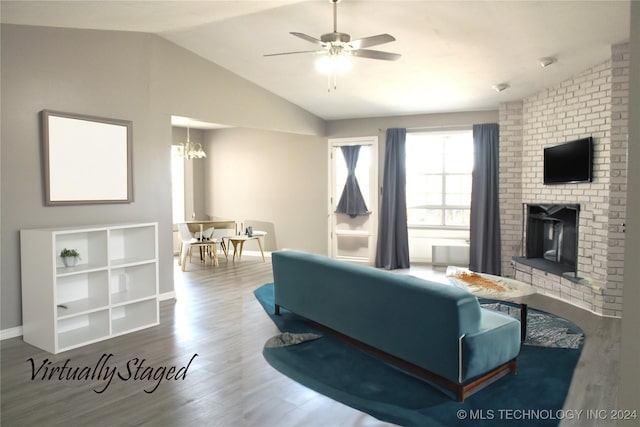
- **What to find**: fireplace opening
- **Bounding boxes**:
[514,204,580,278]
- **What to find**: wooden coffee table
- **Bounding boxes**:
[223,233,266,262]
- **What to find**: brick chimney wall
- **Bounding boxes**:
[498,43,629,317]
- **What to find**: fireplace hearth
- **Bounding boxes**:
[514,204,580,278]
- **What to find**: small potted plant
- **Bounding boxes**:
[60,248,80,267]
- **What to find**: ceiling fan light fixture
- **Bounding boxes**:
[316,52,352,92]
[315,52,352,75]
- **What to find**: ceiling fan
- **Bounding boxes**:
[265,0,401,90]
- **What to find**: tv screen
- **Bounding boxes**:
[543,137,593,185]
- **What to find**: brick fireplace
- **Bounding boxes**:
[498,42,629,317]
[515,204,580,278]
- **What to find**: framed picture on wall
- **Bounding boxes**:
[41,110,133,206]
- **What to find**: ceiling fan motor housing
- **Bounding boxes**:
[321,32,351,44]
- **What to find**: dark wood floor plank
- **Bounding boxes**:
[1,256,620,427]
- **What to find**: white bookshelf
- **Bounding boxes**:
[20,223,159,354]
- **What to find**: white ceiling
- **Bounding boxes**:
[1,1,631,121]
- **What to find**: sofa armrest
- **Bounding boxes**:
[460,309,521,382]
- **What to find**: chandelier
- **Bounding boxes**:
[176,126,207,159]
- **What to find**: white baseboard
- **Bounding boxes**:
[159,291,176,301]
[3,293,176,341]
[229,250,272,259]
[1,326,23,340]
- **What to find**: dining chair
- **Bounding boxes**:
[178,223,218,271]
[212,228,235,261]
[200,226,220,266]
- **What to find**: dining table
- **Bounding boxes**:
[183,219,237,261]
[184,219,237,237]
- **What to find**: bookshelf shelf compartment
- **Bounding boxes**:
[57,310,110,351]
[21,222,159,354]
[111,263,157,306]
[112,299,158,336]
[56,270,109,318]
[109,225,157,266]
[55,230,108,271]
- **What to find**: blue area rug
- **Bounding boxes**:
[254,283,583,427]
[479,300,584,349]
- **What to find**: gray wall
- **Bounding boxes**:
[0,24,324,330]
[618,0,640,414]
[326,110,499,138]
[200,112,500,258]
[172,127,207,221]
[204,127,328,254]
[148,33,325,136]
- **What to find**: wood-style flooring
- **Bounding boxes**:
[0,256,621,427]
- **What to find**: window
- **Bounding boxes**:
[406,130,473,228]
[334,145,372,210]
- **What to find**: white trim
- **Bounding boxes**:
[1,326,23,340]
[328,136,379,263]
[159,291,177,301]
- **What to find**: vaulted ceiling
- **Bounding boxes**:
[1,1,631,120]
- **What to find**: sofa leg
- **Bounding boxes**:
[275,304,280,316]
[520,303,528,342]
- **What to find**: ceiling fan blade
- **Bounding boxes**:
[264,50,323,57]
[351,49,401,61]
[348,34,396,49]
[290,32,326,46]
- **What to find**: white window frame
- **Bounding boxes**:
[406,130,473,230]
[328,136,378,263]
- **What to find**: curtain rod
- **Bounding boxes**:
[378,124,473,132]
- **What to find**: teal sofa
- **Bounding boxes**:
[271,250,521,401]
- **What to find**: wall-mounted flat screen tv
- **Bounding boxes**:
[543,137,593,185]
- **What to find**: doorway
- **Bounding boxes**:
[328,137,378,263]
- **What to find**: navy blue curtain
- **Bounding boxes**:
[469,123,502,275]
[375,128,410,270]
[335,145,369,217]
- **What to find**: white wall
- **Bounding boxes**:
[617,0,640,415]
[204,127,328,254]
